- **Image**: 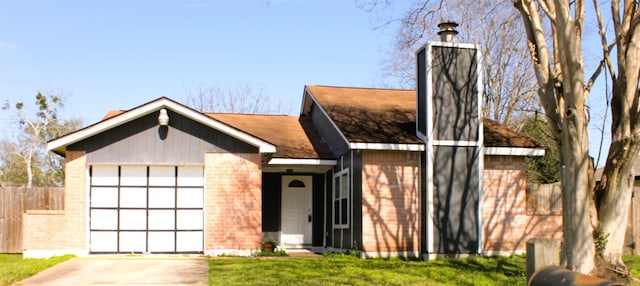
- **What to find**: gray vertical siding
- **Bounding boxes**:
[418,43,483,255]
[416,48,427,138]
[262,173,281,233]
[432,146,480,253]
[351,151,363,252]
[312,174,325,247]
[431,46,480,141]
[308,101,349,157]
[420,151,428,255]
[69,111,258,164]
[325,170,333,247]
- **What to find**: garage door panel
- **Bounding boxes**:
[177,188,203,208]
[90,231,118,252]
[119,210,147,230]
[177,210,203,230]
[90,165,203,254]
[148,210,175,230]
[92,166,118,186]
[120,166,147,186]
[176,231,203,252]
[148,232,175,252]
[91,209,118,230]
[148,188,175,208]
[149,166,176,186]
[90,187,118,208]
[177,166,203,186]
[119,232,146,252]
[119,187,147,208]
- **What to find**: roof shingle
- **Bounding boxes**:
[207,113,335,160]
[305,85,542,148]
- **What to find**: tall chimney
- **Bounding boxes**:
[416,23,484,257]
[437,21,458,42]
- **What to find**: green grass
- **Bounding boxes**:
[208,253,528,285]
[0,254,73,286]
[625,255,640,280]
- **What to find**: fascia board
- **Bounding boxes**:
[47,98,276,154]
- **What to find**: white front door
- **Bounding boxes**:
[281,176,312,247]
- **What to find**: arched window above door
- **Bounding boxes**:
[288,179,305,188]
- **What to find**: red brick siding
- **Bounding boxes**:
[204,153,262,251]
[483,156,562,253]
[23,151,87,253]
[361,151,420,254]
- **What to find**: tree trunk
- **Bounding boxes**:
[597,83,640,268]
[558,108,596,274]
[597,14,640,267]
[598,163,634,267]
[25,150,33,188]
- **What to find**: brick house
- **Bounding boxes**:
[22,38,562,258]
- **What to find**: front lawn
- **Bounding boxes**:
[626,255,640,279]
[0,254,73,286]
[209,254,528,285]
[209,254,640,286]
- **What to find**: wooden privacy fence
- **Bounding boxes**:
[528,183,640,255]
[0,187,64,253]
[526,183,562,216]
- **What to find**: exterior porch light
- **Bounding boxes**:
[158,109,169,126]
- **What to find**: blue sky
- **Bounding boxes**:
[0,0,407,126]
[0,0,613,165]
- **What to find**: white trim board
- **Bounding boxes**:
[47,97,276,154]
[268,158,337,166]
[484,147,545,156]
[349,142,425,151]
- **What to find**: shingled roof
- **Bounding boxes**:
[207,113,334,160]
[99,108,334,160]
[305,85,542,149]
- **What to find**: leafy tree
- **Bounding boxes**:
[521,114,560,184]
[362,0,639,276]
[514,0,639,275]
[2,93,82,187]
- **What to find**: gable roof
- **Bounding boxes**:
[47,97,276,155]
[304,85,544,155]
[207,113,334,160]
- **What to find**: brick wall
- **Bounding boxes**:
[23,151,87,257]
[204,153,262,254]
[361,151,420,256]
[483,156,562,254]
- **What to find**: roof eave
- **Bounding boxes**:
[347,142,545,156]
[47,97,276,155]
[484,147,545,156]
[349,142,425,151]
[268,158,337,166]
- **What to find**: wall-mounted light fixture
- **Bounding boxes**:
[158,109,169,126]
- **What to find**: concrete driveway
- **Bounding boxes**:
[13,257,208,285]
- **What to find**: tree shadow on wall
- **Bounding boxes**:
[215,154,263,251]
[483,165,562,254]
[362,153,420,257]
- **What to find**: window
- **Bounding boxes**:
[333,169,349,228]
[288,179,306,188]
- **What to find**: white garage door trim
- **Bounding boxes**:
[89,165,204,254]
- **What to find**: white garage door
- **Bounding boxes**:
[89,165,204,254]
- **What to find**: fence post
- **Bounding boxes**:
[526,238,559,282]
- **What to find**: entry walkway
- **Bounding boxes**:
[14,257,208,285]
